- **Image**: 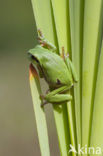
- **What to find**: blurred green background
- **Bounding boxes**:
[0,0,59,155]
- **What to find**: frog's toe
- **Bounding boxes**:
[41,101,48,107]
[40,94,45,100]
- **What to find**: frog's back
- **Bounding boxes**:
[29,45,73,87]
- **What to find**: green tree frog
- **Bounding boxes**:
[28,30,78,106]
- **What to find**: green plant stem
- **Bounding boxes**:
[82,0,103,152]
[51,0,77,155]
[69,0,84,150]
[31,0,71,155]
[51,0,71,53]
[29,64,50,156]
[31,0,58,47]
[90,41,103,156]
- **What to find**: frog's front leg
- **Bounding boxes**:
[60,47,78,82]
[38,29,56,51]
[65,57,78,82]
[41,86,72,106]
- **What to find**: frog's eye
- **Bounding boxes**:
[32,56,39,63]
[56,79,61,85]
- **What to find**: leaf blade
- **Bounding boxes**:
[82,0,103,149]
[51,0,77,155]
[69,0,84,148]
[31,0,58,47]
[90,41,103,155]
[29,64,50,156]
[31,0,71,155]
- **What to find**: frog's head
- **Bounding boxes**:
[28,45,43,66]
[28,50,44,78]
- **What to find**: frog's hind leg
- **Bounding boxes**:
[45,93,72,104]
[43,85,72,105]
[41,93,72,107]
[46,85,70,96]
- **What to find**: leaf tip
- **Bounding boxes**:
[29,64,39,80]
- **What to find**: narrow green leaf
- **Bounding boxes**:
[82,0,103,150]
[69,0,84,148]
[31,0,58,47]
[90,41,103,155]
[67,99,77,156]
[31,0,71,155]
[51,0,77,155]
[29,64,50,156]
[69,0,75,54]
[51,0,71,53]
[53,105,70,156]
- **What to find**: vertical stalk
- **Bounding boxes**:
[69,0,84,149]
[31,0,58,47]
[51,0,71,53]
[51,0,77,155]
[31,0,71,155]
[73,0,84,148]
[29,64,50,156]
[90,41,103,155]
[82,0,103,152]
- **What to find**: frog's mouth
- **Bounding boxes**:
[31,55,39,63]
[28,52,40,65]
[28,53,44,78]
